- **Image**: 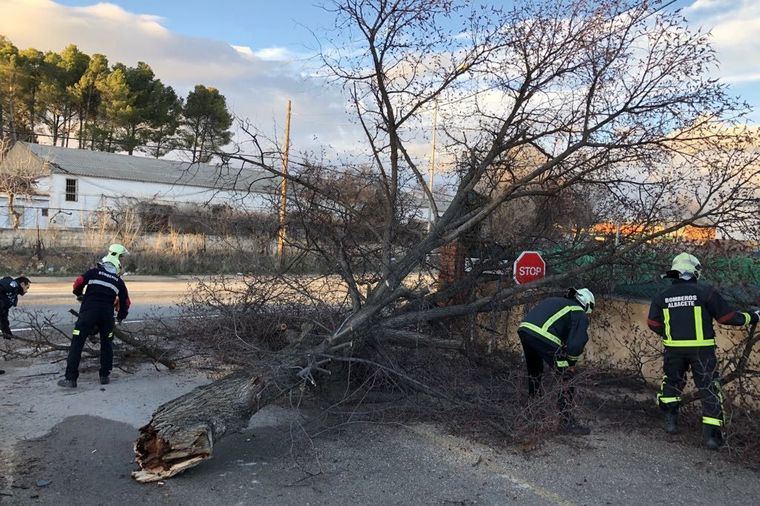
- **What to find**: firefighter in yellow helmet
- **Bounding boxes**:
[648,253,759,449]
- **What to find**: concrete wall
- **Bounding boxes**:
[475,296,758,401]
[0,228,270,253]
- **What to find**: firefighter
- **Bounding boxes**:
[518,287,595,435]
[648,252,759,450]
[58,244,130,388]
[0,276,31,375]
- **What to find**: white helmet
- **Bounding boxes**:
[569,287,595,314]
[664,252,701,280]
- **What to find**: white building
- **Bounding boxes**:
[0,142,277,229]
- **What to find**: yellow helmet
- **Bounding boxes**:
[102,243,129,273]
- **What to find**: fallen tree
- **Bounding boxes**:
[132,0,760,481]
[133,370,292,482]
[1,308,176,370]
[69,309,176,370]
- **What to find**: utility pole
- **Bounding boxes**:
[277,100,292,264]
[427,101,438,231]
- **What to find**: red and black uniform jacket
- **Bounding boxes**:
[647,279,757,348]
[73,265,130,321]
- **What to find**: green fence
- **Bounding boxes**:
[545,246,760,305]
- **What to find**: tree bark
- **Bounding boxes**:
[132,365,302,482]
[8,193,21,230]
[131,324,464,482]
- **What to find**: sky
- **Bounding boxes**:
[1,0,759,158]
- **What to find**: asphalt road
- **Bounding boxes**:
[3,278,760,504]
[9,276,197,331]
[3,359,760,506]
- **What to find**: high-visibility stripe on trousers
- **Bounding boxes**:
[657,347,723,427]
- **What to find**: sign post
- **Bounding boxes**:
[513,251,546,285]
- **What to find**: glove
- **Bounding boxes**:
[76,295,84,302]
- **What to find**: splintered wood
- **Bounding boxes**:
[132,368,299,482]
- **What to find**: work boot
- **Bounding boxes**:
[99,375,110,385]
[57,378,77,388]
[665,411,678,434]
[559,417,591,436]
[703,426,722,450]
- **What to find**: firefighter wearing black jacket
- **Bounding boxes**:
[518,287,595,435]
[0,276,31,375]
[648,253,759,450]
[58,244,130,388]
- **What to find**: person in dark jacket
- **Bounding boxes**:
[648,252,759,450]
[518,287,595,435]
[58,244,130,388]
[0,276,31,375]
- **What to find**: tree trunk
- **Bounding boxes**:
[52,114,59,145]
[78,112,84,148]
[131,324,461,482]
[132,366,301,483]
[8,193,22,230]
[8,81,17,141]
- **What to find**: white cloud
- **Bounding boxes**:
[231,45,255,60]
[683,0,760,83]
[253,47,298,62]
[684,0,737,14]
[722,72,760,84]
[0,0,357,156]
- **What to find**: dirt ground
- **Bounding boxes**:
[2,354,760,506]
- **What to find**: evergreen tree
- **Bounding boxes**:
[181,85,232,163]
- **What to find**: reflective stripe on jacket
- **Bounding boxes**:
[647,279,757,348]
[73,265,130,320]
[518,297,589,360]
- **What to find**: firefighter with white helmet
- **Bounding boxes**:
[648,252,760,449]
[518,287,595,435]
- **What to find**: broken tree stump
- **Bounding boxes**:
[130,325,464,482]
[132,366,302,482]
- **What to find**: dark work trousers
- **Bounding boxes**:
[65,307,115,381]
[518,330,575,419]
[657,347,723,427]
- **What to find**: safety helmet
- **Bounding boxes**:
[102,243,129,274]
[568,287,595,314]
[664,252,701,280]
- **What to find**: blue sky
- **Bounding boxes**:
[53,0,335,56]
[1,0,759,152]
[28,1,760,115]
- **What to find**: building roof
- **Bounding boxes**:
[20,142,277,193]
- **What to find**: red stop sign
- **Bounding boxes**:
[513,251,546,285]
